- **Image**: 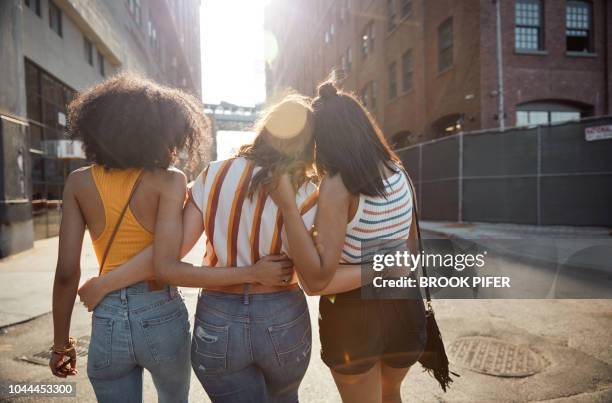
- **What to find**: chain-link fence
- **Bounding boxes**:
[396,116,612,227]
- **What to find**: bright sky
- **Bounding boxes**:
[216,130,256,160]
[200,0,269,106]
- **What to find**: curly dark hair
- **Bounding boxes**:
[67,72,209,169]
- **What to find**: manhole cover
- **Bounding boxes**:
[18,336,90,366]
[448,336,542,377]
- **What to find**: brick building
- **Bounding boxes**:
[265,0,612,147]
[0,0,202,256]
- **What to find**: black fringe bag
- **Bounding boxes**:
[403,167,459,392]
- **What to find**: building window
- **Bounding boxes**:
[341,47,353,74]
[432,113,464,136]
[516,102,584,126]
[388,62,397,99]
[148,20,160,56]
[361,81,377,111]
[25,60,82,240]
[438,18,453,72]
[372,81,377,109]
[402,49,413,92]
[340,0,347,20]
[391,131,412,149]
[401,0,412,18]
[127,0,141,25]
[97,51,105,76]
[361,22,375,59]
[49,1,62,37]
[84,37,93,66]
[515,0,543,51]
[387,0,397,31]
[566,1,593,53]
[24,0,41,17]
[347,47,352,73]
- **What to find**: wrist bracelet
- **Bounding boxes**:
[51,336,77,354]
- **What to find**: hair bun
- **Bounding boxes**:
[318,82,338,99]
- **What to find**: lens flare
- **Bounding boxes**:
[265,101,308,139]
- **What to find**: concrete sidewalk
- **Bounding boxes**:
[0,235,99,329]
[421,221,612,271]
[0,233,207,329]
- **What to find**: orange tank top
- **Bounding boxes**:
[90,165,154,275]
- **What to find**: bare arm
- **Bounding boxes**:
[299,264,363,296]
[79,194,201,304]
[79,176,290,310]
[154,171,292,288]
[78,246,154,310]
[272,175,351,292]
[300,202,419,297]
[51,174,83,377]
[180,198,203,258]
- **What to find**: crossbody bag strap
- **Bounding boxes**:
[98,171,145,275]
[397,164,433,309]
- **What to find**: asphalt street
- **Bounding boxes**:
[0,233,611,402]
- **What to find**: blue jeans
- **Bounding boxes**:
[87,282,191,403]
[191,288,311,403]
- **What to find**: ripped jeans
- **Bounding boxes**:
[191,288,311,403]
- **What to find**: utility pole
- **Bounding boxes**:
[495,0,505,130]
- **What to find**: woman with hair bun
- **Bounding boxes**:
[271,81,427,403]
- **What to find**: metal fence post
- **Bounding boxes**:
[536,125,542,226]
[458,132,464,223]
[418,143,423,213]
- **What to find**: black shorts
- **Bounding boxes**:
[319,288,427,375]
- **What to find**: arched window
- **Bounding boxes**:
[515,100,591,126]
[431,113,464,137]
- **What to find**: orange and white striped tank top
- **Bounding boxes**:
[189,157,318,267]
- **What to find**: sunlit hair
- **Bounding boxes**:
[312,81,400,197]
[67,72,209,170]
[237,93,316,198]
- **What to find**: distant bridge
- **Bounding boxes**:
[204,102,261,160]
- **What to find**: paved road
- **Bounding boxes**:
[1,234,611,402]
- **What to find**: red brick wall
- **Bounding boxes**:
[422,0,482,138]
[266,0,611,143]
[384,0,428,142]
[479,0,609,129]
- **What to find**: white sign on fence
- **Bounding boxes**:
[585,125,612,142]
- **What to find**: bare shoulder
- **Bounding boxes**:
[319,174,351,204]
[148,168,187,194]
[65,165,93,192]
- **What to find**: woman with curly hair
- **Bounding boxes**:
[75,92,358,402]
[50,74,292,403]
